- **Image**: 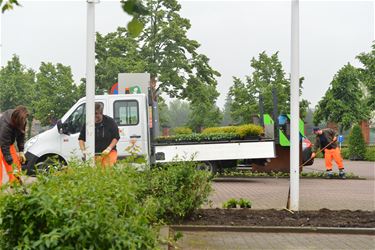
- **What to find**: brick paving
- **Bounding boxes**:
[209,159,375,211]
[177,231,375,250]
[178,159,375,249]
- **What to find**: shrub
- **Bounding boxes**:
[0,161,213,248]
[202,126,238,135]
[202,124,263,138]
[236,124,263,138]
[348,124,367,160]
[238,198,252,208]
[341,147,349,159]
[365,147,375,161]
[172,127,193,135]
[223,198,238,209]
[155,133,240,143]
[131,161,213,223]
[0,165,158,249]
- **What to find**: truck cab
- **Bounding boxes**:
[23,94,150,174]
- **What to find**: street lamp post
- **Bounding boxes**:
[86,0,99,164]
[290,0,300,211]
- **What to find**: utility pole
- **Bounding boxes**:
[290,0,300,211]
[0,12,2,68]
[85,0,99,164]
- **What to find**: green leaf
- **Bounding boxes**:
[127,18,144,37]
[121,0,135,15]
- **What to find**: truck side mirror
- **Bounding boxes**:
[56,120,69,135]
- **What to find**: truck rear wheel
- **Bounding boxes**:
[196,161,217,174]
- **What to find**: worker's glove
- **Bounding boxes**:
[80,148,87,161]
[101,147,112,156]
[311,152,316,159]
[18,152,27,164]
[4,154,13,165]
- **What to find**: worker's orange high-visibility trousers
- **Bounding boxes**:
[0,144,21,186]
[324,147,344,171]
[95,150,118,167]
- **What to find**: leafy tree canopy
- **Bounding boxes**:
[229,51,309,124]
[356,42,375,112]
[33,62,83,126]
[0,55,36,112]
[313,63,368,132]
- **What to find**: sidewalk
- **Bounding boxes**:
[209,159,375,211]
[177,231,375,250]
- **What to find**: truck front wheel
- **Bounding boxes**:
[34,155,66,174]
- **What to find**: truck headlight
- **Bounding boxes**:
[24,136,38,152]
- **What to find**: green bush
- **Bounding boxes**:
[236,124,263,138]
[0,161,213,248]
[365,147,375,161]
[0,165,158,249]
[348,125,367,160]
[132,161,213,223]
[172,127,193,135]
[223,198,238,209]
[155,133,240,143]
[202,126,238,135]
[238,198,252,208]
[341,147,350,159]
[202,124,263,138]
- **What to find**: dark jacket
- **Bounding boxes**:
[313,128,338,153]
[0,109,26,164]
[78,115,120,153]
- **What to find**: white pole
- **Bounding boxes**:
[290,0,300,211]
[0,12,2,68]
[86,0,98,164]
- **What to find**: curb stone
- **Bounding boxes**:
[170,225,375,235]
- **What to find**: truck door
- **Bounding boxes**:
[109,95,149,161]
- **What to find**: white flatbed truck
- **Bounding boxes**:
[23,94,275,173]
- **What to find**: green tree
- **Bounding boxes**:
[229,51,309,123]
[228,77,257,123]
[95,27,146,92]
[0,55,36,138]
[221,94,235,126]
[0,55,36,112]
[139,0,220,100]
[33,62,82,126]
[97,0,221,130]
[313,63,368,133]
[158,97,170,128]
[167,99,190,128]
[348,124,367,160]
[356,43,375,112]
[188,85,222,131]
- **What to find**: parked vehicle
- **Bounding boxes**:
[23,94,276,174]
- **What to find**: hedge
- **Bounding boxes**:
[0,161,212,249]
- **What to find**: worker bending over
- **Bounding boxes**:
[312,127,345,179]
[0,106,28,185]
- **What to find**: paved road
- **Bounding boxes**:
[178,231,375,250]
[209,159,375,211]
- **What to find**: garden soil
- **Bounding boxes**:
[183,208,375,228]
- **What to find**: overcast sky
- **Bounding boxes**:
[0,0,373,109]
